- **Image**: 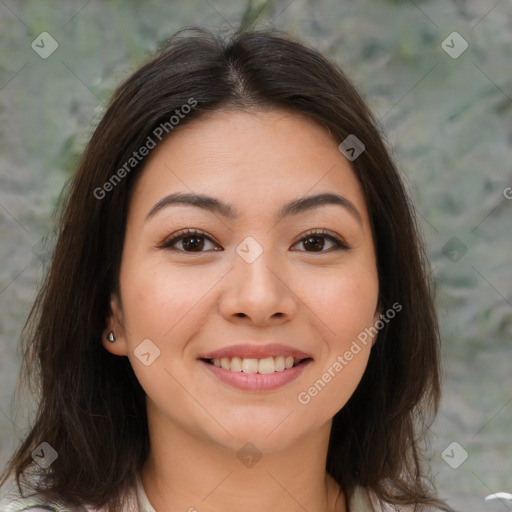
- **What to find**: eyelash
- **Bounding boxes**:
[157,228,351,253]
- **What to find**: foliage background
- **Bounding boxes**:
[0,1,511,510]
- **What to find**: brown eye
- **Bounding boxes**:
[303,235,327,252]
[291,230,350,253]
[180,235,206,251]
[159,229,222,253]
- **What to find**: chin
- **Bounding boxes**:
[214,415,312,453]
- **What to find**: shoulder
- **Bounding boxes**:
[1,470,143,512]
[0,474,99,512]
[356,487,448,512]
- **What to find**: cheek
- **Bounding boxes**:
[295,264,377,415]
[308,263,379,345]
[118,261,215,415]
[121,260,221,340]
[300,345,371,419]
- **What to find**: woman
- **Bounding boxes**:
[0,26,453,512]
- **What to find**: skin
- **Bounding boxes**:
[103,108,380,512]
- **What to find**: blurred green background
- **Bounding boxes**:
[0,1,511,510]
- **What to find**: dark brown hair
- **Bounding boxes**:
[1,26,452,512]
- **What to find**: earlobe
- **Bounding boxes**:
[101,293,129,356]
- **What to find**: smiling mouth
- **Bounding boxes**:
[200,356,313,374]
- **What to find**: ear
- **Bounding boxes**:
[101,292,129,356]
[370,306,382,347]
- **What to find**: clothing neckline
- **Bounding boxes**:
[134,472,375,512]
[134,472,157,512]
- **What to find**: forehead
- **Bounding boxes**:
[128,108,370,226]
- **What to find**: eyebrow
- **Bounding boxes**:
[145,191,362,225]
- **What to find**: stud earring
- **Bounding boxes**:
[107,331,116,343]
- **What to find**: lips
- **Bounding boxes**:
[198,343,313,390]
[200,357,313,391]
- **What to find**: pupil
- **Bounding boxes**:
[305,236,323,251]
[184,237,203,251]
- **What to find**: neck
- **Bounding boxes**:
[140,404,345,512]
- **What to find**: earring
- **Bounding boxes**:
[107,331,116,343]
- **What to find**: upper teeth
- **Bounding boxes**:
[211,356,299,374]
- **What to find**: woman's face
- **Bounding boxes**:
[105,108,379,453]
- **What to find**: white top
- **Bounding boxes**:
[0,470,419,511]
[133,472,377,511]
[134,472,157,512]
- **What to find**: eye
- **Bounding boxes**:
[158,228,350,254]
[157,229,222,253]
[291,229,351,253]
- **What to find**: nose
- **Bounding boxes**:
[218,246,298,327]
